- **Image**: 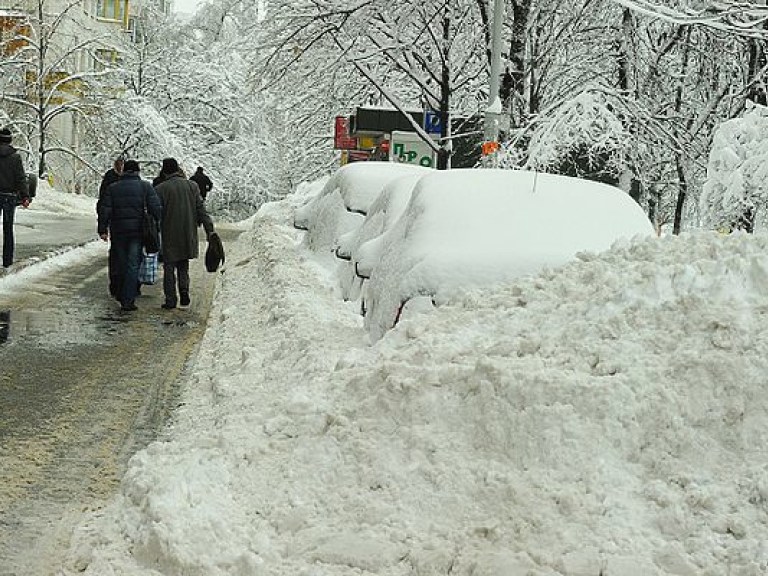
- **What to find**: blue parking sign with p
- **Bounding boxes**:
[424,111,442,135]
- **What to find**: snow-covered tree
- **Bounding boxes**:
[0,0,119,181]
[497,0,756,233]
[260,0,489,169]
[79,4,280,217]
[521,90,629,184]
[700,102,768,232]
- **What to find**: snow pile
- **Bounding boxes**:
[64,193,768,575]
[30,180,97,214]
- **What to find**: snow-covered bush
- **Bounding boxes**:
[501,91,628,184]
[700,102,768,232]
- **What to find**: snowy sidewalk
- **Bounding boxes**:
[7,185,97,273]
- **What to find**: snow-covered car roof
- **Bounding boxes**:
[364,168,656,341]
[294,163,430,256]
[338,172,424,265]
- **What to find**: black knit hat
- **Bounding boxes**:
[161,157,179,174]
[124,159,140,172]
[0,128,12,144]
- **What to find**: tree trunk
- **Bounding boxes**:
[36,0,46,178]
[672,154,686,235]
[747,38,767,106]
[648,183,661,235]
[671,27,691,235]
[616,8,642,203]
[502,0,531,128]
[437,7,451,170]
[38,110,46,178]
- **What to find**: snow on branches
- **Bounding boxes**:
[522,90,628,180]
[700,102,768,232]
[609,0,768,38]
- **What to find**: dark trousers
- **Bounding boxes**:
[0,197,16,268]
[108,246,120,299]
[111,238,142,307]
[162,259,189,305]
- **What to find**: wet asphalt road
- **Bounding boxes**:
[0,239,223,575]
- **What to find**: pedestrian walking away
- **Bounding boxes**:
[97,159,162,312]
[0,127,30,270]
[155,157,214,310]
[96,156,124,213]
[152,166,166,188]
[96,156,124,298]
[189,166,213,201]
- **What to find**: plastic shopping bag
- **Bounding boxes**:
[138,251,158,285]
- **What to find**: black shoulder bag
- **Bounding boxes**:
[142,185,160,254]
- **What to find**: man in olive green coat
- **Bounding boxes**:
[155,157,214,309]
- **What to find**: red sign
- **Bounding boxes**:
[481,141,500,155]
[334,116,358,150]
[347,150,370,162]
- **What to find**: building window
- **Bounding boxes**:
[96,0,126,21]
[94,48,118,71]
[0,14,30,56]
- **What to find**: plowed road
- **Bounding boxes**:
[0,240,222,576]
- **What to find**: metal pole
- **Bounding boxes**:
[484,0,505,144]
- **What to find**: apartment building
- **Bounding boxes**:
[0,0,168,191]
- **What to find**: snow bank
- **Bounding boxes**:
[64,191,768,575]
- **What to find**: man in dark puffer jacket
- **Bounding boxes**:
[98,160,162,311]
[0,127,29,269]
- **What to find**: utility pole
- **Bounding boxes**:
[482,0,505,163]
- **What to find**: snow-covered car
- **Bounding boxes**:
[294,162,428,256]
[294,162,431,301]
[353,173,424,280]
[335,172,426,263]
[364,168,657,341]
[335,172,427,305]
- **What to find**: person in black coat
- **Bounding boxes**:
[152,169,166,188]
[96,157,123,213]
[189,167,213,200]
[98,160,162,311]
[96,157,124,297]
[0,127,30,269]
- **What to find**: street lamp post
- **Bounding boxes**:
[483,0,505,160]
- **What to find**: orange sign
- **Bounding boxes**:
[481,141,500,156]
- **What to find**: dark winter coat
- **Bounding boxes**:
[98,171,162,240]
[152,172,166,188]
[96,168,120,214]
[189,169,213,200]
[155,172,214,262]
[0,143,28,204]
